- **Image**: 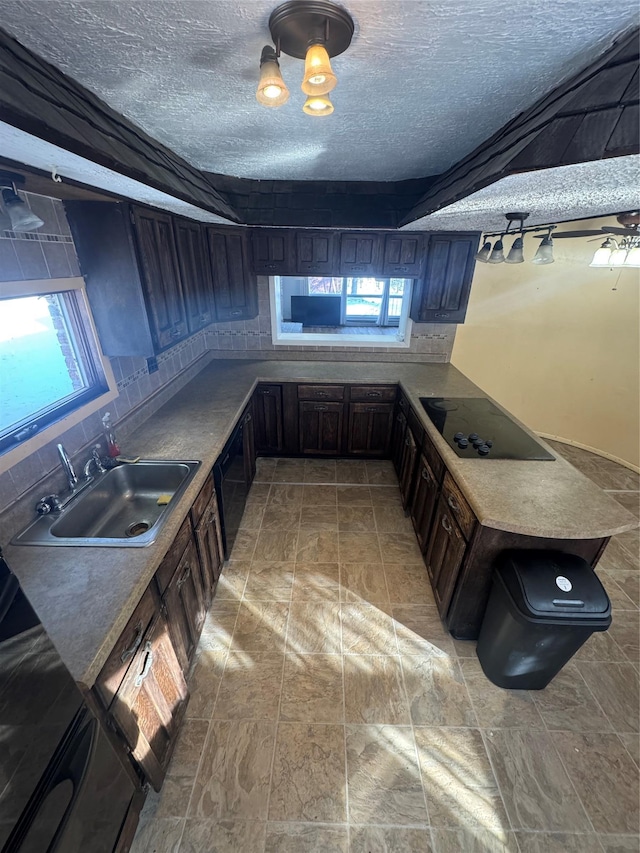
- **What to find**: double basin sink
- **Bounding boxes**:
[13,460,201,547]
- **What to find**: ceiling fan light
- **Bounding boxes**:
[474,240,492,263]
[589,238,617,268]
[505,236,525,264]
[302,43,336,95]
[256,46,290,107]
[623,244,640,267]
[487,238,505,264]
[1,187,44,232]
[609,247,629,267]
[0,201,12,232]
[532,235,554,265]
[302,93,334,116]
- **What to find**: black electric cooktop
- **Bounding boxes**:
[419,397,555,460]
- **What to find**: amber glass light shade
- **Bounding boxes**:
[302,44,337,95]
[302,93,334,116]
[256,57,290,107]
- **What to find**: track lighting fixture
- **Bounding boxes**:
[257,1,354,116]
[475,213,555,266]
[0,172,44,232]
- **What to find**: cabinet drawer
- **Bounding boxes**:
[94,584,157,710]
[442,472,476,540]
[155,515,193,595]
[422,429,445,484]
[297,384,345,402]
[349,385,397,403]
[190,473,214,528]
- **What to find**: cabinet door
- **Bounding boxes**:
[109,611,188,791]
[425,499,466,617]
[398,425,418,510]
[251,229,294,274]
[339,232,383,275]
[383,233,424,277]
[174,218,214,333]
[299,401,344,455]
[390,408,407,476]
[253,384,284,453]
[410,455,440,553]
[194,493,224,607]
[295,231,337,275]
[133,207,188,350]
[411,234,478,324]
[162,538,206,675]
[207,227,258,321]
[347,402,394,456]
[242,404,256,487]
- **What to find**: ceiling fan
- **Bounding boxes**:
[552,211,640,238]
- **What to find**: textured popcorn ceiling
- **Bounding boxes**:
[1,0,638,184]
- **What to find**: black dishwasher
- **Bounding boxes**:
[214,416,250,560]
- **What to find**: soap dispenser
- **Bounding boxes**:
[101,412,121,458]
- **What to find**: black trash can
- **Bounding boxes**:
[476,550,611,690]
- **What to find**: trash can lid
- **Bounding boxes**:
[495,550,611,621]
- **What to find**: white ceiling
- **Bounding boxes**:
[1,0,638,184]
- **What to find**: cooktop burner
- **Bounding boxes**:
[419,397,556,460]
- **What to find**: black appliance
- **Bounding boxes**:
[419,397,555,460]
[214,417,250,559]
[0,550,140,853]
[291,295,341,327]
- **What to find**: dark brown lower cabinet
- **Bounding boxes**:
[242,404,256,486]
[254,384,284,454]
[194,492,225,606]
[425,498,467,617]
[390,408,407,475]
[299,401,344,455]
[398,424,418,510]
[161,538,206,675]
[107,610,188,792]
[410,455,440,552]
[347,402,394,456]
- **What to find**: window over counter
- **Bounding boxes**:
[270,275,413,348]
[0,277,117,471]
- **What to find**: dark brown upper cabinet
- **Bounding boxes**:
[206,226,258,321]
[294,230,338,275]
[251,229,294,275]
[411,233,478,324]
[173,218,214,334]
[383,233,424,277]
[339,232,382,276]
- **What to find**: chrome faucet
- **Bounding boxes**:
[83,445,107,478]
[57,443,78,491]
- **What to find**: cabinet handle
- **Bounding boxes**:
[265,263,276,270]
[177,565,191,589]
[316,391,329,397]
[421,468,431,483]
[405,436,411,446]
[230,310,242,317]
[441,516,452,533]
[314,404,328,411]
[170,328,180,338]
[134,641,154,687]
[447,495,459,513]
[260,390,272,395]
[366,391,382,398]
[120,621,144,663]
[435,312,450,319]
[396,265,409,273]
[244,412,252,423]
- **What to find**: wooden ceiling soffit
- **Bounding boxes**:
[401,27,640,227]
[0,29,240,223]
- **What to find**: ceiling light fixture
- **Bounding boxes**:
[475,213,556,266]
[0,171,44,232]
[257,0,354,115]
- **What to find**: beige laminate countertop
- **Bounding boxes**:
[4,359,637,688]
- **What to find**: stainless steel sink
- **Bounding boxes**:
[12,460,201,547]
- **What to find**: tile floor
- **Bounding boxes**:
[132,448,639,853]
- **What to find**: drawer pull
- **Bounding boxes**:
[366,391,382,398]
[120,621,144,663]
[405,436,411,446]
[314,404,328,411]
[177,565,192,589]
[447,495,459,513]
[421,468,431,483]
[441,516,452,533]
[134,642,154,687]
[229,310,242,317]
[170,328,180,338]
[365,406,378,412]
[244,412,252,423]
[260,389,272,395]
[315,391,329,397]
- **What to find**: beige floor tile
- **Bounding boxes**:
[272,459,307,482]
[340,562,389,604]
[302,484,337,505]
[413,726,508,831]
[551,731,640,834]
[287,601,341,654]
[186,651,227,719]
[619,732,640,768]
[300,505,339,530]
[260,503,301,530]
[269,723,346,823]
[605,569,640,607]
[168,718,209,778]
[336,485,372,505]
[198,605,239,652]
[532,662,613,732]
[609,610,640,663]
[402,653,477,727]
[297,529,341,562]
[345,724,428,825]
[228,530,257,560]
[460,657,545,730]
[392,604,455,657]
[292,562,341,601]
[180,819,266,853]
[369,485,403,506]
[265,821,348,852]
[484,728,591,831]
[304,459,337,483]
[576,661,639,732]
[599,538,640,573]
[349,825,433,852]
[238,501,265,530]
[598,833,640,851]
[268,484,305,506]
[188,720,275,820]
[231,602,289,653]
[431,827,518,852]
[254,458,277,483]
[341,603,397,655]
[373,503,414,533]
[338,533,382,563]
[600,570,639,611]
[130,816,184,853]
[253,530,298,562]
[343,655,410,724]
[280,653,344,723]
[335,459,368,484]
[513,832,603,852]
[378,533,424,564]
[365,460,398,485]
[574,628,628,662]
[150,776,194,819]
[385,565,434,604]
[213,652,284,720]
[246,482,271,504]
[338,506,377,532]
[243,562,295,601]
[215,561,250,600]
